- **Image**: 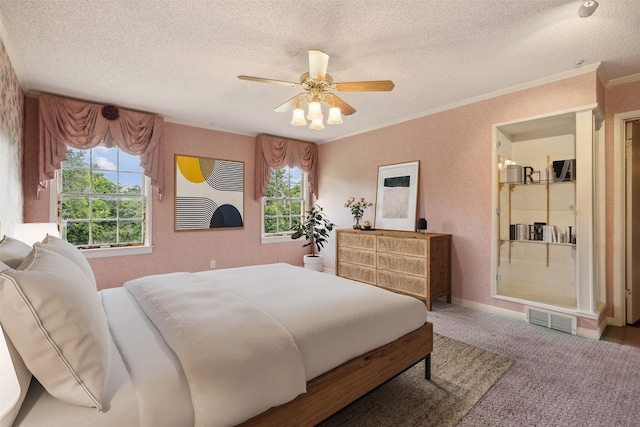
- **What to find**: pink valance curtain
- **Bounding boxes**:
[254,134,318,200]
[38,94,165,198]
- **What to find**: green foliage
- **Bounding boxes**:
[264,167,304,234]
[290,204,335,256]
[59,147,144,246]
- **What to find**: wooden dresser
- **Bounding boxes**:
[336,229,451,310]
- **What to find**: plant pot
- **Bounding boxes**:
[303,254,324,272]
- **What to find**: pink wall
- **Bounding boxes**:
[21,74,640,327]
[319,72,599,317]
[23,97,308,289]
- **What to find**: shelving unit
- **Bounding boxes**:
[492,107,601,317]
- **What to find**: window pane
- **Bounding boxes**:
[119,198,143,219]
[62,169,91,193]
[61,196,90,220]
[92,146,117,171]
[276,214,291,233]
[93,172,117,194]
[92,221,117,244]
[119,220,142,244]
[291,200,302,216]
[64,221,89,246]
[119,152,141,173]
[264,199,280,216]
[61,148,89,169]
[92,197,117,219]
[265,217,278,234]
[265,170,281,197]
[119,172,143,194]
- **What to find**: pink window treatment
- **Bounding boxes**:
[254,134,318,200]
[38,94,165,198]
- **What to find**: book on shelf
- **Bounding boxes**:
[509,223,559,243]
[507,165,523,184]
[543,225,557,243]
[509,223,529,241]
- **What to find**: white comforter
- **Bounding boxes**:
[14,263,427,427]
[124,272,306,427]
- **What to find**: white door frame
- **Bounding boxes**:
[613,110,640,326]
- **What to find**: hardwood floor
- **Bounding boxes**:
[601,323,640,348]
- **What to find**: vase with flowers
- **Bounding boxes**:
[345,197,374,229]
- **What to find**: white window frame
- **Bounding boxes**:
[261,168,308,244]
[49,149,153,259]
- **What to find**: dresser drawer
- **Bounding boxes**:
[338,262,376,285]
[377,270,427,297]
[338,247,376,267]
[377,236,427,257]
[336,229,451,311]
[377,252,427,276]
[338,232,376,250]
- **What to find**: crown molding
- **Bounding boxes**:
[325,63,603,144]
[607,72,640,87]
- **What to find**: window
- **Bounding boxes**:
[262,166,306,242]
[52,145,151,257]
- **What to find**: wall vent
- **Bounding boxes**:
[525,306,577,335]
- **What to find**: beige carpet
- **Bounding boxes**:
[318,334,514,427]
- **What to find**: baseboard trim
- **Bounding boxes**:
[451,297,604,339]
[451,297,525,321]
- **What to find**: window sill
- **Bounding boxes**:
[81,245,153,259]
[261,235,299,245]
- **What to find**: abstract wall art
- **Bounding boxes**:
[374,160,419,231]
[175,154,244,231]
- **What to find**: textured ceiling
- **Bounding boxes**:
[1,0,639,144]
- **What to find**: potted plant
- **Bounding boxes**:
[291,204,335,271]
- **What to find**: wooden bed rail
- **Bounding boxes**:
[240,321,434,426]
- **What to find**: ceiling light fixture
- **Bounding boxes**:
[578,0,598,18]
[289,90,343,130]
[239,50,395,132]
[290,101,307,126]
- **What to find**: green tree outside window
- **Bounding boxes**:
[263,167,305,236]
[58,146,146,247]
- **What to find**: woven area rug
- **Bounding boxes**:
[319,333,513,427]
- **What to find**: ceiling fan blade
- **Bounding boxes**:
[237,75,300,88]
[308,50,329,80]
[328,94,356,116]
[274,94,305,112]
[334,80,395,91]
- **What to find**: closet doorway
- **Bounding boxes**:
[613,111,640,327]
[626,119,640,324]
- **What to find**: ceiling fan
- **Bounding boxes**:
[238,50,395,130]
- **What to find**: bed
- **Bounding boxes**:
[0,235,433,427]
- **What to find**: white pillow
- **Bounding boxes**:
[0,261,8,272]
[0,244,110,409]
[0,323,32,427]
[42,234,96,287]
[0,236,31,269]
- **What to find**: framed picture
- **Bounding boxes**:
[374,160,420,231]
[175,154,244,231]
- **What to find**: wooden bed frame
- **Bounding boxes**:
[240,321,434,426]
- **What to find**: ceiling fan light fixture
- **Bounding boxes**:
[240,50,393,131]
[327,106,343,125]
[291,107,307,126]
[307,100,323,121]
[309,118,325,130]
[578,0,598,17]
